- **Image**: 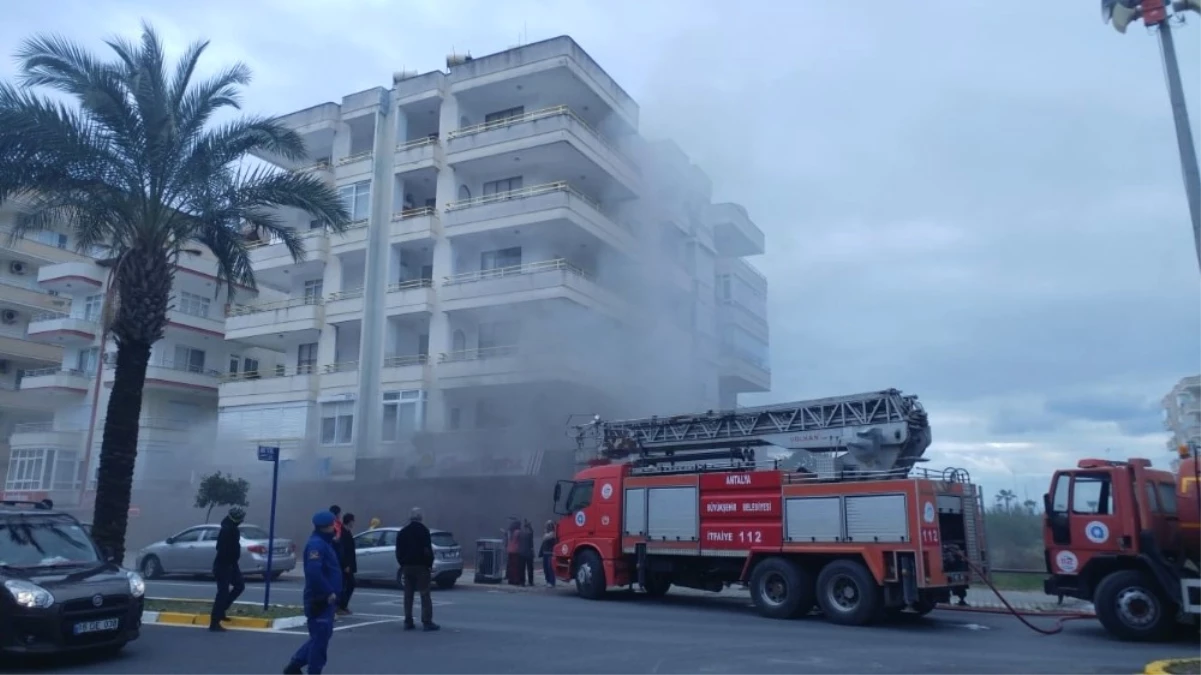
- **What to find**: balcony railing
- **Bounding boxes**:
[243,228,326,251]
[387,278,433,293]
[439,345,520,363]
[173,304,212,319]
[336,151,373,166]
[446,180,597,212]
[443,258,588,286]
[30,310,99,323]
[226,296,323,317]
[0,324,28,339]
[12,422,56,433]
[0,275,47,292]
[391,206,437,221]
[396,136,438,152]
[106,357,221,378]
[446,105,635,170]
[219,363,317,382]
[20,367,90,379]
[326,288,364,302]
[323,361,359,374]
[289,160,332,174]
[383,354,429,368]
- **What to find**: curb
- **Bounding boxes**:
[1145,658,1201,675]
[145,597,305,631]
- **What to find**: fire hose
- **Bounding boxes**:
[955,551,1094,636]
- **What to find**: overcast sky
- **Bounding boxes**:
[4,0,1199,501]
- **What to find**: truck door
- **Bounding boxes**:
[1068,470,1132,557]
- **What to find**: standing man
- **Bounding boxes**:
[209,506,246,632]
[337,513,357,616]
[394,507,440,631]
[283,511,342,675]
[520,519,535,587]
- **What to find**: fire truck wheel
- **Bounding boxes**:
[1093,569,1172,641]
[643,573,672,597]
[573,549,607,600]
[816,559,884,626]
[749,557,815,620]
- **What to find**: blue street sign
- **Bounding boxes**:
[256,445,281,610]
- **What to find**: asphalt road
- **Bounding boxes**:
[6,577,1196,674]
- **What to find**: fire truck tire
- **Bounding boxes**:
[816,559,884,626]
[1093,569,1173,641]
[573,549,607,600]
[749,557,815,620]
[643,573,672,597]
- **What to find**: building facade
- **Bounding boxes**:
[216,36,771,481]
[1164,374,1201,455]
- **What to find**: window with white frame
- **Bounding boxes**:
[480,247,522,272]
[320,401,355,446]
[82,294,103,321]
[338,181,372,221]
[173,345,206,373]
[177,291,211,318]
[3,448,79,492]
[76,347,99,373]
[381,390,426,443]
[484,107,525,125]
[302,279,324,304]
[482,176,523,197]
[297,343,318,374]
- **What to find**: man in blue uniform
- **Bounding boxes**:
[283,511,342,675]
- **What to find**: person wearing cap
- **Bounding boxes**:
[283,511,343,675]
[393,506,439,631]
[209,506,247,632]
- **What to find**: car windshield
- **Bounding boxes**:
[0,516,100,569]
[431,532,458,548]
[239,526,270,540]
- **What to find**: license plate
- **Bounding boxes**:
[273,547,289,555]
[73,618,119,635]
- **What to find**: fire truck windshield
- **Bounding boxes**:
[553,480,594,515]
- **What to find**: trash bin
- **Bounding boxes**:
[474,538,505,584]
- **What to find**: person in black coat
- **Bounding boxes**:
[209,506,247,632]
[394,507,439,631]
[337,513,357,615]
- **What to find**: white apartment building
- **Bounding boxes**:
[0,204,279,503]
[216,36,771,481]
[1164,374,1201,455]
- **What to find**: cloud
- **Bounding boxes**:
[2,0,1198,497]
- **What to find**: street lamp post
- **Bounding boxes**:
[1103,0,1201,274]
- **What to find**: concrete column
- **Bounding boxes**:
[318,324,338,367]
[395,106,409,146]
[323,253,343,295]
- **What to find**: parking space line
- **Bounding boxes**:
[332,618,402,632]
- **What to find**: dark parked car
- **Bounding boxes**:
[0,500,145,656]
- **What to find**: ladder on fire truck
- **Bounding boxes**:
[572,389,932,479]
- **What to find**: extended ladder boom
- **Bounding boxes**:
[573,389,932,478]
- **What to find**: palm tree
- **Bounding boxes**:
[994,489,1017,512]
[0,23,350,562]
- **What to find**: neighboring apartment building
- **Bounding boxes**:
[216,36,771,481]
[0,203,279,504]
[1164,374,1201,456]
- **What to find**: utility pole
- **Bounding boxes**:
[1103,0,1201,274]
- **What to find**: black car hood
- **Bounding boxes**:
[4,562,130,596]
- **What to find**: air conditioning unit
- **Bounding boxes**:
[9,261,27,276]
[0,309,17,324]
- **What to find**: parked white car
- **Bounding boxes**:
[353,527,463,589]
[135,523,296,580]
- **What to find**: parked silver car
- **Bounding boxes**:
[352,527,463,589]
[135,523,296,580]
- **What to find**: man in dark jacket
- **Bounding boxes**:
[394,507,439,631]
[209,506,247,632]
[336,513,357,615]
[519,520,535,586]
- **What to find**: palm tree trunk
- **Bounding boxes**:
[90,336,152,564]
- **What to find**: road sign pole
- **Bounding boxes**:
[258,445,281,611]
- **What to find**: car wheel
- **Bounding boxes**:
[436,578,456,590]
[140,556,163,580]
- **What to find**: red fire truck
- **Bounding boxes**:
[551,390,990,625]
[1041,450,1200,641]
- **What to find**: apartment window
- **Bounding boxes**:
[482,176,523,197]
[82,294,103,321]
[303,279,324,304]
[243,357,260,375]
[478,321,520,351]
[173,345,206,373]
[309,219,326,231]
[177,291,211,318]
[76,347,99,373]
[320,401,354,446]
[420,265,433,281]
[381,390,426,443]
[448,407,461,430]
[475,399,509,429]
[338,181,372,221]
[3,448,78,492]
[417,334,429,357]
[717,274,732,302]
[297,343,318,374]
[480,247,522,272]
[229,354,240,375]
[484,107,525,125]
[451,330,466,353]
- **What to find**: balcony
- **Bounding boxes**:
[440,259,622,318]
[0,275,74,312]
[384,279,434,317]
[445,106,639,196]
[17,367,92,396]
[225,297,324,349]
[389,207,439,244]
[0,385,56,412]
[168,306,225,338]
[245,230,329,289]
[719,347,771,394]
[436,344,601,389]
[103,358,220,393]
[218,365,320,405]
[0,228,91,265]
[289,160,335,186]
[329,221,370,255]
[9,422,83,450]
[443,182,634,255]
[0,327,62,362]
[393,136,443,173]
[708,203,765,257]
[335,151,374,182]
[26,311,99,345]
[381,354,430,387]
[325,288,364,322]
[36,260,105,293]
[322,361,359,391]
[717,299,769,341]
